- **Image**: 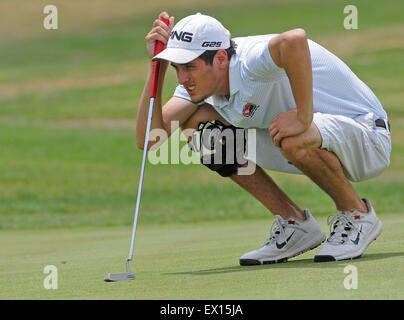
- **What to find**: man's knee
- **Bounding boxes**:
[190,120,247,177]
[280,136,306,161]
[280,123,322,162]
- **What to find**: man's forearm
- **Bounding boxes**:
[279,29,313,128]
[270,29,313,129]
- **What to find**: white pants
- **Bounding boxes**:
[246,112,391,182]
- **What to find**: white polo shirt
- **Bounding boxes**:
[173,34,388,128]
[173,34,390,177]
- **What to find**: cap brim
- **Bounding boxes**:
[152,48,204,64]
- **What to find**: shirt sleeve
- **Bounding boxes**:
[173,85,206,106]
[173,84,191,101]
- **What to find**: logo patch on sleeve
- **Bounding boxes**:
[242,103,259,118]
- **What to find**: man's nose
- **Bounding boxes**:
[177,69,190,85]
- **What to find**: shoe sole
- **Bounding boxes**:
[314,220,382,263]
[240,257,288,266]
[240,234,326,266]
[314,254,363,262]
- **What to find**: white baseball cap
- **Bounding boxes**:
[152,13,231,64]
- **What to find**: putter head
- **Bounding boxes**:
[104,258,135,282]
[104,272,135,282]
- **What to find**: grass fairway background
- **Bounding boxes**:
[0,0,403,300]
[1,215,404,300]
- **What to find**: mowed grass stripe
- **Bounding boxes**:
[0,213,403,299]
[1,122,402,229]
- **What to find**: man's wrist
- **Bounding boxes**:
[297,109,313,129]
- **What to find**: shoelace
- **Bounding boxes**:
[263,216,289,246]
[326,212,359,244]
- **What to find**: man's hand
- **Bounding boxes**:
[145,12,175,60]
[269,108,311,148]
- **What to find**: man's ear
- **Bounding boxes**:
[214,49,229,67]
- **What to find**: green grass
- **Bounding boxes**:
[0,83,138,120]
[1,0,403,300]
[1,121,402,230]
[0,214,403,300]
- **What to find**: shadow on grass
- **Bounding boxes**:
[166,251,404,276]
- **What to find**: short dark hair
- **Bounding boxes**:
[198,40,237,65]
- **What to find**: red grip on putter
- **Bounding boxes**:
[150,17,170,98]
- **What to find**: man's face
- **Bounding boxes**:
[171,58,219,104]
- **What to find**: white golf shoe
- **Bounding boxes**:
[314,199,382,262]
[240,210,326,265]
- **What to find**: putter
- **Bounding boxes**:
[104,17,169,282]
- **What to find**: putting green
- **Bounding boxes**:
[1,213,403,300]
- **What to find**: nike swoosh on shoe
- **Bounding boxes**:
[350,225,363,245]
[276,231,295,249]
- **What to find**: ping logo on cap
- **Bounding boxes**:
[153,13,231,64]
[170,31,193,43]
